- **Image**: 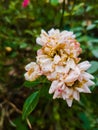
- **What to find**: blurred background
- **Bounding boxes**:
[0,0,98,130]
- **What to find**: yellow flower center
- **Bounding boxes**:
[28,68,34,76]
[67,79,87,88]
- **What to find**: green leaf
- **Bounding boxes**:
[24,77,50,88]
[24,80,41,87]
[13,116,28,130]
[22,91,40,120]
[19,43,28,49]
[86,6,93,12]
[89,38,98,43]
[72,3,84,16]
[91,47,98,58]
[78,112,91,129]
[50,0,58,6]
[75,32,82,38]
[86,24,96,30]
[33,45,41,51]
[95,76,98,86]
[87,61,98,74]
[73,3,84,11]
[78,35,91,43]
[94,20,98,24]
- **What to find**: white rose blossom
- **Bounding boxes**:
[24,28,94,107]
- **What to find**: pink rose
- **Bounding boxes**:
[22,0,30,8]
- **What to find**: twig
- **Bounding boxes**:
[26,118,32,130]
[0,107,5,130]
[6,100,22,114]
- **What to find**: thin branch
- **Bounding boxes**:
[6,100,22,114]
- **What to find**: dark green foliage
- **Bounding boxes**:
[0,0,98,130]
[22,91,40,120]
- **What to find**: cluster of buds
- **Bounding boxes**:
[24,29,94,107]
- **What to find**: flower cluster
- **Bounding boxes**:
[24,29,94,107]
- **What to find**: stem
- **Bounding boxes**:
[59,0,65,29]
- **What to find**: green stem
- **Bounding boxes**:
[59,0,65,29]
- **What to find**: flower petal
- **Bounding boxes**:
[82,72,94,80]
[83,85,91,93]
[65,69,80,83]
[54,55,61,64]
[73,91,80,101]
[78,61,91,71]
[25,62,36,71]
[49,80,59,94]
[85,80,95,86]
[66,98,73,107]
